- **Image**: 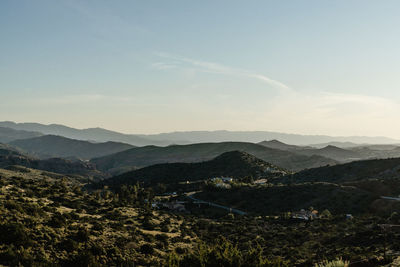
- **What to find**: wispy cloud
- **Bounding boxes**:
[153,52,291,90]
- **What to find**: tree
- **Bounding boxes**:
[320,209,332,219]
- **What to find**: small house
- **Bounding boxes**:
[292,209,319,220]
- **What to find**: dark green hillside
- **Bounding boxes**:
[195,183,376,215]
[0,144,25,156]
[10,135,134,160]
[280,157,400,184]
[91,142,337,174]
[0,148,104,179]
[106,151,289,186]
[4,166,392,266]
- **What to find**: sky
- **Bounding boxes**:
[1,0,400,137]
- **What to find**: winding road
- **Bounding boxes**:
[185,192,247,216]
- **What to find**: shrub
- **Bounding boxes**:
[140,244,154,255]
[315,258,349,267]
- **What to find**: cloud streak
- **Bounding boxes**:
[154,52,291,90]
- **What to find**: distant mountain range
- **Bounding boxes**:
[259,139,400,163]
[0,121,165,146]
[308,141,363,149]
[106,151,289,186]
[258,139,311,151]
[91,141,337,174]
[0,126,42,143]
[259,140,362,162]
[1,121,398,146]
[3,121,400,176]
[10,135,134,160]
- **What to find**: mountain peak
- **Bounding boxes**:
[269,139,286,144]
[321,145,344,151]
[106,150,289,186]
[213,150,256,160]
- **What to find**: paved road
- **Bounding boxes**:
[186,193,247,216]
[381,196,400,201]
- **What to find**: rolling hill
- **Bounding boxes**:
[309,141,363,148]
[279,157,400,184]
[0,121,173,146]
[0,146,104,179]
[0,126,42,143]
[348,145,400,160]
[0,143,24,156]
[10,135,134,160]
[106,151,289,186]
[259,140,362,162]
[294,145,362,162]
[91,142,337,175]
[258,140,309,151]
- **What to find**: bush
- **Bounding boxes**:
[315,259,349,267]
[140,244,154,255]
[0,223,29,246]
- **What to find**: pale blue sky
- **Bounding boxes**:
[1,0,400,137]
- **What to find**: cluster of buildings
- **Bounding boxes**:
[291,209,353,220]
[291,209,319,220]
[211,177,234,189]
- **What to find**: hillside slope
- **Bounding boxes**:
[294,145,362,162]
[0,147,104,179]
[258,140,308,151]
[195,183,374,215]
[259,140,362,162]
[279,157,400,184]
[0,126,42,143]
[106,151,289,186]
[10,135,134,160]
[0,143,25,156]
[91,142,337,174]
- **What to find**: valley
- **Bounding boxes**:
[1,122,400,266]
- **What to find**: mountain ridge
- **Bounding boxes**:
[105,151,289,186]
[10,135,134,160]
[90,141,337,175]
[0,126,43,143]
[1,121,398,146]
[278,157,400,184]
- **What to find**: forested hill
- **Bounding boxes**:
[0,146,104,179]
[278,157,400,184]
[10,135,134,160]
[105,151,289,186]
[91,142,337,175]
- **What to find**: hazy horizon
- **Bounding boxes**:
[3,120,400,141]
[2,1,400,137]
